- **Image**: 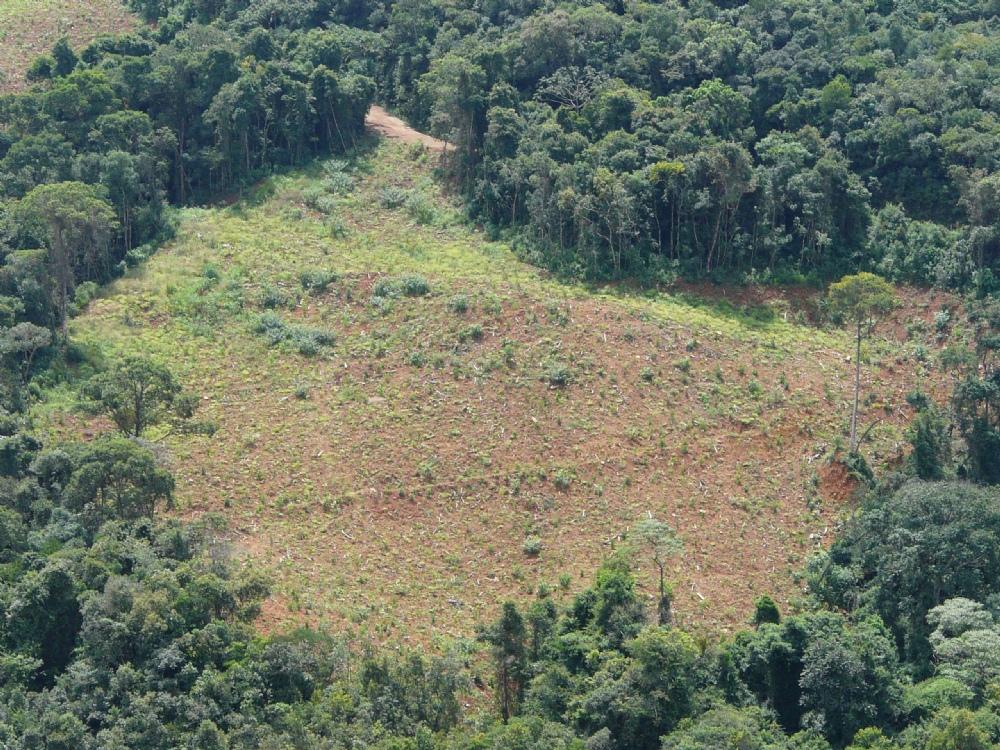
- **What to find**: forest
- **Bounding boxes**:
[0,0,999,748]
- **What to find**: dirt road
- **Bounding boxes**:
[365,105,450,152]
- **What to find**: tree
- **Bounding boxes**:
[480,601,527,722]
[62,436,175,520]
[82,356,191,437]
[827,273,898,453]
[629,517,682,625]
[0,322,51,379]
[16,182,117,335]
[812,481,1000,672]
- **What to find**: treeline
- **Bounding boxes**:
[0,1,374,409]
[1,420,998,749]
[361,0,1000,285]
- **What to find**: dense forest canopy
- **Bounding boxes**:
[0,0,999,748]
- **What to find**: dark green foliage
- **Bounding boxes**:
[811,481,1000,674]
[908,405,951,480]
[370,0,1000,286]
[479,601,528,722]
[753,595,781,627]
[81,355,190,436]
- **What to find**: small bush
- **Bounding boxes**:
[253,313,334,355]
[522,536,542,557]
[289,326,336,356]
[372,277,401,298]
[260,285,292,309]
[674,358,691,373]
[72,281,100,312]
[405,193,437,225]
[378,186,408,209]
[327,217,349,238]
[544,363,573,387]
[458,324,484,343]
[300,270,338,292]
[553,469,572,490]
[254,312,288,344]
[448,294,470,314]
[400,274,431,296]
[640,367,655,383]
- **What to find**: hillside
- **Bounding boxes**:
[0,0,133,92]
[32,129,955,645]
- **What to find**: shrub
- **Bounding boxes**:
[72,281,100,313]
[260,285,292,309]
[405,193,437,225]
[300,270,338,292]
[378,186,408,209]
[553,469,572,490]
[254,312,288,344]
[400,274,431,296]
[448,294,470,314]
[522,536,542,557]
[372,274,431,300]
[544,363,573,387]
[288,326,335,356]
[372,277,401,298]
[458,324,484,343]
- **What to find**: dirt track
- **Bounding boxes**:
[365,105,449,152]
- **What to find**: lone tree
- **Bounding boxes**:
[83,356,195,437]
[827,272,897,453]
[631,517,683,626]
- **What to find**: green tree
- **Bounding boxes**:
[629,517,682,625]
[16,182,117,334]
[827,273,898,453]
[62,436,175,520]
[82,356,191,437]
[481,601,528,722]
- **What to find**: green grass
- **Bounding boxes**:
[33,137,941,644]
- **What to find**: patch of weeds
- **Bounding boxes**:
[685,338,699,352]
[300,269,338,292]
[522,536,542,557]
[674,357,692,374]
[458,323,484,344]
[326,216,349,238]
[405,193,437,225]
[482,293,502,316]
[372,274,431,300]
[448,293,470,315]
[303,185,337,213]
[543,362,573,387]
[553,468,573,490]
[252,313,335,355]
[408,350,426,367]
[640,367,655,383]
[378,186,408,209]
[545,300,570,326]
[295,385,310,400]
[321,159,354,195]
[417,458,437,482]
[260,284,293,309]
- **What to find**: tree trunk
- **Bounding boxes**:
[850,320,862,453]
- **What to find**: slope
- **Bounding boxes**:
[0,0,134,92]
[32,133,955,644]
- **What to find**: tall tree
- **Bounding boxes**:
[827,273,897,453]
[16,182,117,335]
